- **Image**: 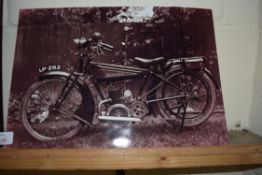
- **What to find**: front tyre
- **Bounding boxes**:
[22,78,85,141]
[156,71,216,127]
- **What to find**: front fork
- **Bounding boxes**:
[52,73,80,110]
[52,53,92,110]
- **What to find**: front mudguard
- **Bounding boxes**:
[39,71,95,124]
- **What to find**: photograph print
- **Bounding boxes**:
[7,7,228,148]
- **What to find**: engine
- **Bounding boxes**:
[98,84,148,123]
[107,87,132,117]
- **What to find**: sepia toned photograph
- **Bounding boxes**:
[7,7,228,148]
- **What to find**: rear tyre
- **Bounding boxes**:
[156,71,216,127]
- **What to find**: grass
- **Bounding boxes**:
[7,91,228,148]
[7,113,228,148]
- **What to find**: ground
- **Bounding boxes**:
[8,112,228,148]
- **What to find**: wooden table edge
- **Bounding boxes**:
[0,144,262,170]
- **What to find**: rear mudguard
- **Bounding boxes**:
[203,67,221,91]
[147,64,183,117]
[164,64,220,90]
[147,64,219,116]
[39,71,95,124]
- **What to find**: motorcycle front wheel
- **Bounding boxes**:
[22,78,85,141]
[156,71,216,127]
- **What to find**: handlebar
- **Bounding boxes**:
[74,37,113,52]
[99,42,114,52]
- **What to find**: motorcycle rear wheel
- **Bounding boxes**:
[156,71,216,127]
[22,78,84,141]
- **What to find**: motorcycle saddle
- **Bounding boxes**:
[134,57,166,64]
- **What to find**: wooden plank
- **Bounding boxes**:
[0,145,262,170]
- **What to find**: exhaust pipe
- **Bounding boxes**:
[98,116,141,122]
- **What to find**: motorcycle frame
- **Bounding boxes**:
[88,61,185,103]
[39,54,211,126]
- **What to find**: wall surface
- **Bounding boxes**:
[2,0,262,174]
[250,1,262,136]
[2,0,260,132]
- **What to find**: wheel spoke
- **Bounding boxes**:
[157,71,216,127]
[37,99,52,106]
[22,78,85,141]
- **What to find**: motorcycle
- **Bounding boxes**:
[21,31,217,141]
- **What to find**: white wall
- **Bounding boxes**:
[2,0,261,131]
[250,1,262,136]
